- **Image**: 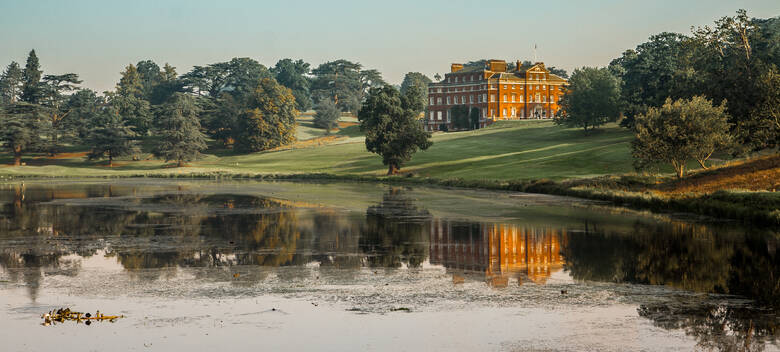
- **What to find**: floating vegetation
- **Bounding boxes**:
[41,308,125,326]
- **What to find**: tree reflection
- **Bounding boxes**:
[639,299,778,351]
[360,188,431,268]
[563,220,779,305]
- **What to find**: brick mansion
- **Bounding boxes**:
[426,59,568,131]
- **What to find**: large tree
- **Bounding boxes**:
[86,107,139,167]
[311,60,384,113]
[153,93,207,167]
[20,50,43,104]
[235,78,297,152]
[691,10,779,151]
[399,72,432,113]
[608,33,700,127]
[555,67,621,132]
[181,57,271,98]
[271,58,312,111]
[0,62,23,104]
[632,96,732,178]
[0,102,49,166]
[64,89,103,139]
[113,64,152,135]
[358,86,432,175]
[313,98,340,132]
[41,73,82,152]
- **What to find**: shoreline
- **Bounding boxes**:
[1,171,777,226]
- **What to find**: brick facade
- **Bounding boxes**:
[425,59,568,131]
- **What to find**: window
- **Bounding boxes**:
[503,94,507,102]
[535,93,541,102]
[454,96,459,104]
[483,93,487,102]
[429,97,434,105]
[511,94,516,102]
[470,95,474,103]
[511,107,516,116]
[550,95,555,103]
[482,108,486,118]
[447,110,450,122]
[430,111,434,120]
[502,108,507,117]
[455,77,459,83]
[437,111,442,120]
[490,109,494,117]
[542,95,547,103]
[520,95,524,103]
[436,97,442,105]
[542,85,546,90]
[490,94,495,102]
[446,96,451,105]
[503,85,507,89]
[448,77,451,83]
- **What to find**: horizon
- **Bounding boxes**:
[1,0,778,93]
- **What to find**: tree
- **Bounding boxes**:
[135,60,162,101]
[742,66,780,149]
[0,103,49,166]
[399,72,432,112]
[632,96,731,178]
[311,60,384,113]
[181,58,271,99]
[555,67,621,132]
[272,58,312,111]
[358,86,433,175]
[547,66,569,79]
[0,62,23,104]
[41,73,82,152]
[153,93,207,167]
[20,50,43,104]
[86,107,139,167]
[235,78,297,152]
[64,89,103,139]
[609,33,700,127]
[451,105,470,130]
[691,10,778,151]
[114,64,152,135]
[313,98,340,132]
[469,107,481,130]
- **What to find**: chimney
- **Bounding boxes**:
[516,60,522,71]
[487,59,507,72]
[451,63,464,73]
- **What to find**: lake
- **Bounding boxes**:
[0,180,777,351]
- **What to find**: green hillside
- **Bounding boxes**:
[0,121,636,180]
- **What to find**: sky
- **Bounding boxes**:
[0,0,778,93]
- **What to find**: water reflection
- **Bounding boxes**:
[0,182,777,348]
[429,221,565,287]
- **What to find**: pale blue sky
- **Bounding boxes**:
[0,0,777,92]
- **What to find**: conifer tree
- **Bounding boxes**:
[20,50,43,104]
[0,62,23,104]
[153,93,207,167]
[86,107,139,167]
[0,102,49,166]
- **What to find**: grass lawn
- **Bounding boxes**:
[0,120,640,180]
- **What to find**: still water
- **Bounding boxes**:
[0,180,777,351]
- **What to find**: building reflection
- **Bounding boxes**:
[429,220,566,287]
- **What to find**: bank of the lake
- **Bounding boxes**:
[0,121,777,225]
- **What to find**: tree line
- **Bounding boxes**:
[555,10,779,177]
[0,53,409,167]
